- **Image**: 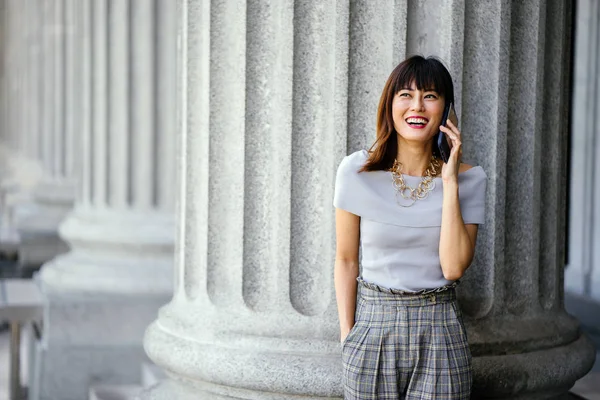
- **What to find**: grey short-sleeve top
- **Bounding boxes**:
[333,149,487,292]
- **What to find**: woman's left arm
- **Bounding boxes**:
[439,180,478,280]
[438,119,479,281]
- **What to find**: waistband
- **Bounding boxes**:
[358,277,457,306]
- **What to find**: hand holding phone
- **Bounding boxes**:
[436,102,458,163]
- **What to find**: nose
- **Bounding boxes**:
[410,95,425,111]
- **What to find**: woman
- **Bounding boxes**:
[334,55,486,399]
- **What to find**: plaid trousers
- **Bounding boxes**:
[341,279,472,399]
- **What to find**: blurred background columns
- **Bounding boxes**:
[13,0,76,274]
[564,0,600,375]
[140,0,594,399]
[31,1,178,399]
[565,0,600,307]
[0,0,46,261]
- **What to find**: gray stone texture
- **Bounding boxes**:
[141,0,594,399]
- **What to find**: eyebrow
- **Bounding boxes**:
[399,87,438,93]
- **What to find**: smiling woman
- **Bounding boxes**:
[333,55,487,399]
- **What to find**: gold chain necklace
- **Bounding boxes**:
[390,157,442,207]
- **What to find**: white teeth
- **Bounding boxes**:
[406,118,428,124]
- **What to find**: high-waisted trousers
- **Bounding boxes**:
[342,278,472,399]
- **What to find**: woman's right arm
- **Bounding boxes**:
[334,207,361,343]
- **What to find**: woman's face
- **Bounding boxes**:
[391,82,445,144]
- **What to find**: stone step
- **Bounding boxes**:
[89,384,142,400]
[141,362,165,387]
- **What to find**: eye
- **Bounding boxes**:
[425,93,438,99]
[399,92,410,98]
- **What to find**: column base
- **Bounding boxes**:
[35,289,170,400]
[37,343,148,400]
[38,207,174,294]
[472,333,596,399]
[32,203,174,399]
[143,319,343,399]
[15,178,75,269]
[138,377,342,400]
[17,224,69,272]
[142,320,595,400]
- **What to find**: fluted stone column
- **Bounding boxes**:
[142,1,345,398]
[13,0,76,271]
[0,0,23,157]
[0,0,6,182]
[565,0,600,303]
[34,1,178,399]
[0,0,16,178]
[141,1,595,399]
[457,0,595,396]
[23,0,42,168]
[0,0,45,245]
[0,0,17,235]
[0,0,19,228]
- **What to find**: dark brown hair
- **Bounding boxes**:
[359,55,455,172]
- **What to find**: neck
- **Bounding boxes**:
[395,138,434,176]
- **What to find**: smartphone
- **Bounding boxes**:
[436,102,456,163]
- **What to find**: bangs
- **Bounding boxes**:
[391,56,454,103]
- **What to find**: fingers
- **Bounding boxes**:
[439,124,462,164]
[444,119,461,139]
[439,125,462,148]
